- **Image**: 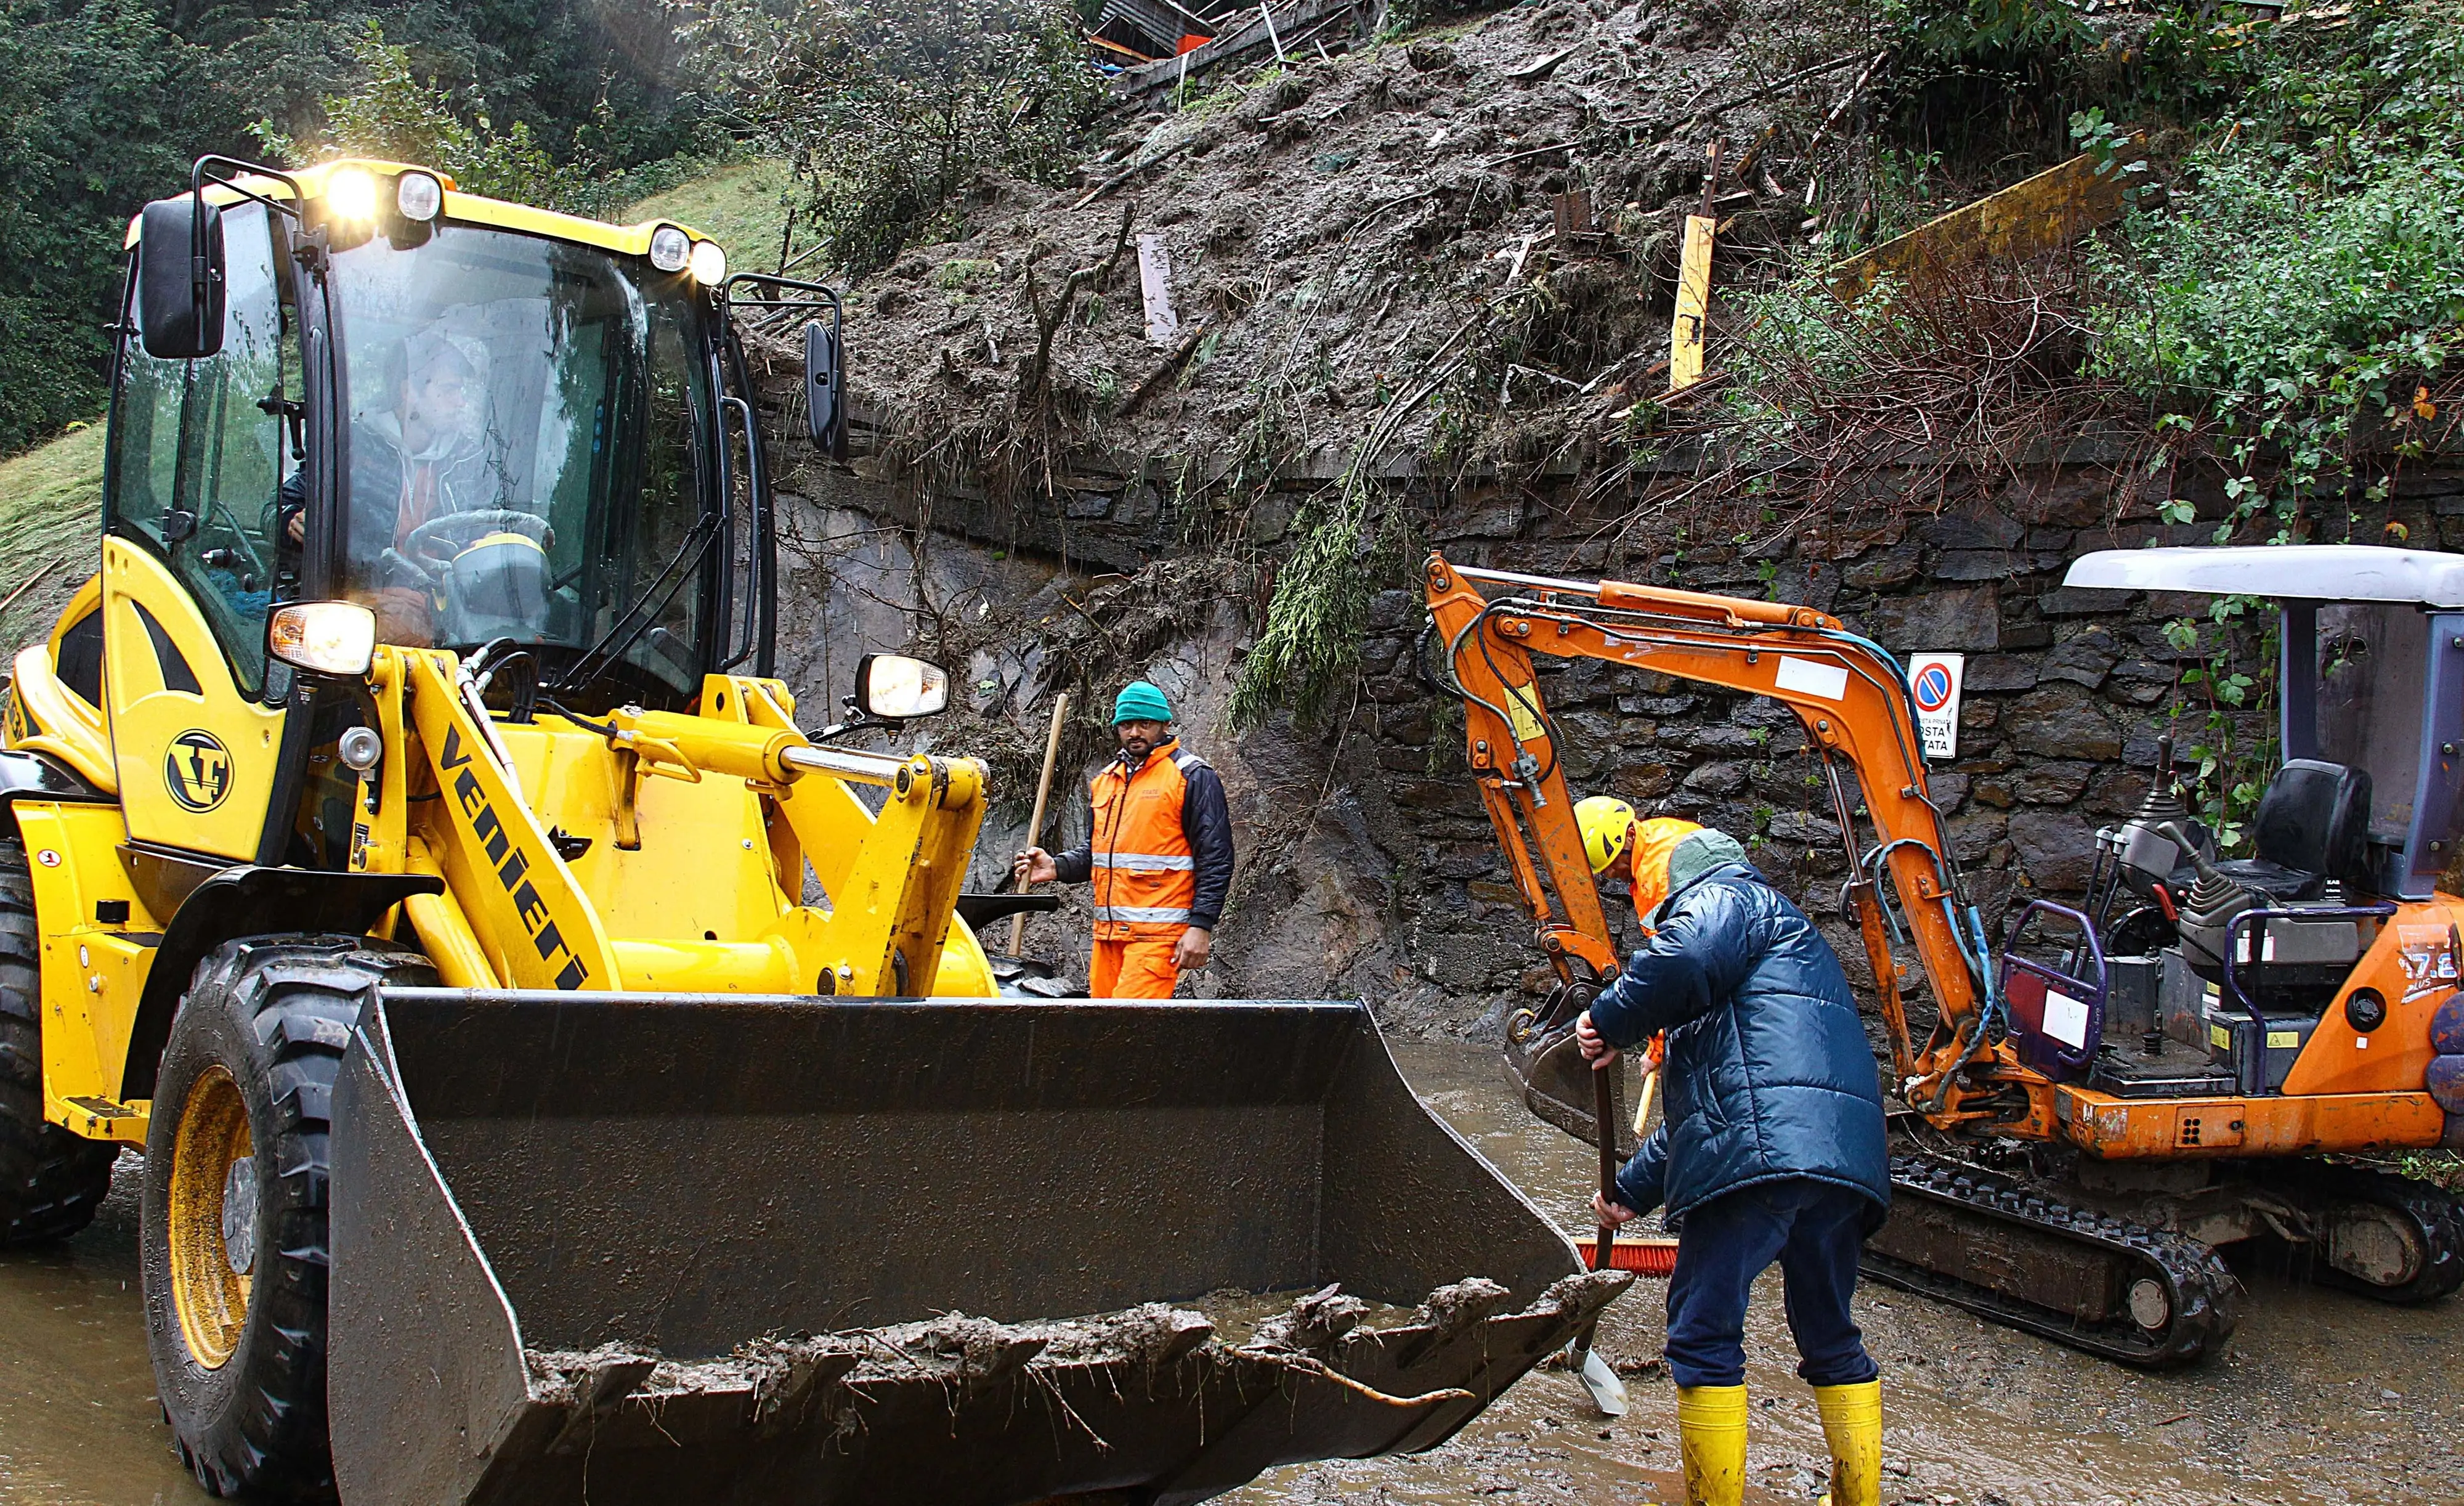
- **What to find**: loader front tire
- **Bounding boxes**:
[142,935,435,1502]
[0,836,116,1246]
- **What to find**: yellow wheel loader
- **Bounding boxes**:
[0,157,1627,1504]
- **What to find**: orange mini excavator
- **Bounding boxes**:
[1423,547,2464,1366]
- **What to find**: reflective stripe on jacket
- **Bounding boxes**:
[1088,740,1204,938]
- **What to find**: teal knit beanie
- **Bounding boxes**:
[1113,680,1173,724]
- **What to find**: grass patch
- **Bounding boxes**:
[625,159,816,274]
[0,423,103,657]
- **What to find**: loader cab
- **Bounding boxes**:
[103,157,845,865]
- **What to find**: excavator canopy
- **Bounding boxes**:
[328,990,1629,1506]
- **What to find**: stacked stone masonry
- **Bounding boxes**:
[786,451,2464,1036]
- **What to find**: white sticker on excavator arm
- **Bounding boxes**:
[1773,655,1849,702]
[2042,990,2089,1049]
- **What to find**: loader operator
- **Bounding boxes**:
[1012,682,1234,998]
[281,328,513,645]
[1570,796,1889,1506]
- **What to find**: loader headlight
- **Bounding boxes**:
[688,238,727,286]
[649,225,691,272]
[856,653,950,721]
[326,167,379,223]
[395,170,444,223]
[267,601,377,678]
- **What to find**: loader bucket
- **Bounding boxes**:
[328,991,1630,1506]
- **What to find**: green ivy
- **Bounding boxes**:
[2085,2,2464,528]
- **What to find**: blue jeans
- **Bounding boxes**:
[1664,1178,1880,1389]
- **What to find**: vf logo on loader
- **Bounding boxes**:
[163,729,234,812]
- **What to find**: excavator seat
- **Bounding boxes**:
[2210,759,2372,901]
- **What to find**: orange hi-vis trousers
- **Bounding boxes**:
[1090,937,1181,998]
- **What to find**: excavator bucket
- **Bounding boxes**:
[1503,994,1639,1160]
[327,991,1629,1506]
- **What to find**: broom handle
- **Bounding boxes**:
[1010,693,1070,957]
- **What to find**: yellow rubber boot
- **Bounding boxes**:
[1674,1383,1748,1506]
[1812,1379,1883,1506]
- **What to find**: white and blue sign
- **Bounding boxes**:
[1908,653,1964,760]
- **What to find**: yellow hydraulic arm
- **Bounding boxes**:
[1422,552,2030,1127]
[367,647,986,1001]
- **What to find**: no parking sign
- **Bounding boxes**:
[1908,653,1964,760]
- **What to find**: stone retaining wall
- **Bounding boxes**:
[782,449,2464,1034]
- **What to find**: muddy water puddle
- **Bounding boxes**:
[1230,1043,2464,1506]
[0,1153,197,1505]
[3,1051,2458,1504]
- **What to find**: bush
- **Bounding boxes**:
[2086,1,2464,526]
[684,0,1102,275]
[255,23,606,213]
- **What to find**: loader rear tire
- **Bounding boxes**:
[141,935,436,1502]
[0,836,115,1246]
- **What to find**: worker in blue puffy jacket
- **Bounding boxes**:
[1570,799,1889,1506]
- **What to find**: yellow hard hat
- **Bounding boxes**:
[1575,796,1638,875]
[1627,817,1708,919]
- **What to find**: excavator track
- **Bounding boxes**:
[1860,1151,2244,1368]
[2278,1162,2464,1305]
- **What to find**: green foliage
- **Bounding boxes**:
[2165,593,2276,849]
[0,1,703,459]
[2086,1,2464,527]
[255,23,602,211]
[685,0,1103,276]
[0,1,242,455]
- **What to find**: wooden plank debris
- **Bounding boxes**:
[1669,140,1722,390]
[1138,233,1180,346]
[1109,0,1363,97]
[1669,214,1714,390]
[1506,46,1578,82]
[1825,140,2144,301]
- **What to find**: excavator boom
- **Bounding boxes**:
[1420,553,2011,1126]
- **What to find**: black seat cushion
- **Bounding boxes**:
[2209,855,2324,902]
[2215,759,2373,895]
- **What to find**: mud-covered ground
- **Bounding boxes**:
[4,1048,2458,1505]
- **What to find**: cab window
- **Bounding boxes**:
[107,200,297,696]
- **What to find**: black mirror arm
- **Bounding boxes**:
[188,156,309,224]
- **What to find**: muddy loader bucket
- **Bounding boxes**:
[328,991,1629,1506]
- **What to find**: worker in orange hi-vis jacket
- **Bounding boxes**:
[1012,681,1236,998]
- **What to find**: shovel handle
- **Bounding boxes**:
[1010,693,1070,956]
[1592,1054,1619,1268]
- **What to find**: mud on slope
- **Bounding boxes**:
[829,0,1839,498]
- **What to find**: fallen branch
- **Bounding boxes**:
[1023,201,1138,400]
[1117,322,1211,415]
[1340,187,1441,240]
[1066,141,1193,213]
[0,556,68,619]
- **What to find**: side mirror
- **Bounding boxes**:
[804,320,845,458]
[137,195,227,360]
[856,654,949,722]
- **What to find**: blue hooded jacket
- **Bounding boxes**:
[1590,860,1889,1227]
